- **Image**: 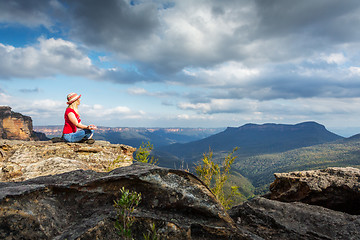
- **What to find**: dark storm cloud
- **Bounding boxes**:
[61,0,160,51]
[1,0,360,102]
[0,0,61,28]
[56,0,258,74]
[250,0,360,61]
[253,0,360,39]
[2,0,360,73]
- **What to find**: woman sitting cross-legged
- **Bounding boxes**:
[62,92,97,144]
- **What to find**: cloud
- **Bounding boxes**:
[63,0,160,52]
[19,87,41,93]
[1,93,146,126]
[0,0,258,74]
[0,38,98,79]
[127,87,180,98]
[181,57,360,101]
[178,98,257,114]
[253,0,360,45]
[127,87,148,95]
[0,0,59,28]
[2,0,360,77]
[177,97,360,123]
[321,53,347,65]
[60,0,360,74]
[81,104,145,122]
[0,38,147,83]
[0,92,13,105]
[2,0,360,129]
[13,98,65,123]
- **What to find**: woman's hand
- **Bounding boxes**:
[87,124,97,130]
[68,112,97,130]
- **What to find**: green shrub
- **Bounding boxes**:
[114,187,142,240]
[135,141,158,165]
[195,147,241,209]
[143,222,161,240]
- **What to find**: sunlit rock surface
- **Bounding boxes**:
[0,140,135,182]
[268,167,360,214]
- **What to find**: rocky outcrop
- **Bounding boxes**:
[229,167,360,240]
[0,163,246,240]
[0,140,135,182]
[0,106,47,141]
[229,197,360,240]
[268,167,360,214]
[1,137,359,240]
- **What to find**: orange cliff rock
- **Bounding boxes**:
[0,106,47,141]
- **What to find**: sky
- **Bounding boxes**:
[1,0,360,136]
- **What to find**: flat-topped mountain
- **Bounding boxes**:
[156,121,343,166]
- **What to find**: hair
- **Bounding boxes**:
[68,99,80,115]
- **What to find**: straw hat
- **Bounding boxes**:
[67,92,81,105]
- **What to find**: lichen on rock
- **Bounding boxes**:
[268,167,360,214]
[0,139,135,182]
[0,162,245,240]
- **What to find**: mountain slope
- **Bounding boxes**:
[156,121,343,166]
[233,136,360,192]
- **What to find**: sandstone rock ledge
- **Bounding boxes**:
[229,167,360,240]
[268,167,360,214]
[0,139,135,182]
[229,197,360,240]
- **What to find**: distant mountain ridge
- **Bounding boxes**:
[156,121,343,165]
[34,125,224,147]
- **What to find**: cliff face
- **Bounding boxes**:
[0,106,47,141]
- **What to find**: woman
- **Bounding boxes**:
[62,93,97,144]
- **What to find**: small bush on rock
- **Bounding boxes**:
[143,222,161,240]
[114,187,142,240]
[107,155,127,171]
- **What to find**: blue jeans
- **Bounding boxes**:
[63,129,94,143]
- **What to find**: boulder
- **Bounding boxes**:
[0,140,135,182]
[267,167,360,214]
[0,162,246,240]
[229,197,360,240]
